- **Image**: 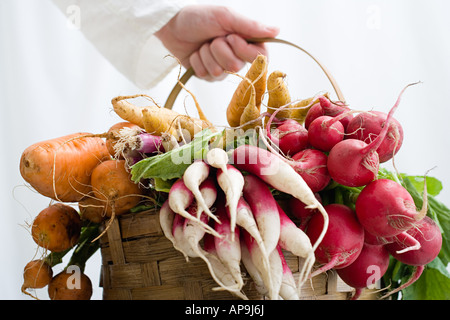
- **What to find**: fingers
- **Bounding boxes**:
[189,33,273,82]
[226,34,268,62]
[189,36,246,81]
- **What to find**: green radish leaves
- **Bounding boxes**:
[130,129,222,189]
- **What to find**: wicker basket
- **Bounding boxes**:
[99,209,379,300]
[99,38,379,300]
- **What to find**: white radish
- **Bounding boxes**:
[216,164,244,238]
[196,177,218,219]
[183,160,219,223]
[213,199,244,290]
[240,238,268,296]
[277,203,315,289]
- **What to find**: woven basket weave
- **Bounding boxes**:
[100,38,379,300]
[99,209,379,300]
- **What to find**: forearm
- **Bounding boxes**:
[50,0,195,88]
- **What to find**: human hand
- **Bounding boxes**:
[155,4,280,81]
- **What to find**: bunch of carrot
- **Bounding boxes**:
[17,54,446,300]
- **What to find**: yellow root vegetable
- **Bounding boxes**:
[267,70,292,118]
[226,54,268,127]
[111,94,211,141]
[239,76,262,131]
[289,94,329,125]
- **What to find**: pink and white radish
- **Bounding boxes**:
[277,203,315,288]
[233,197,270,273]
[233,144,328,252]
[307,204,365,277]
[277,246,300,300]
[242,174,280,256]
[168,178,220,237]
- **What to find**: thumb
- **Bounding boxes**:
[221,8,280,39]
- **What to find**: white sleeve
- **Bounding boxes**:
[50,0,196,89]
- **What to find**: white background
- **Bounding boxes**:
[1,0,449,300]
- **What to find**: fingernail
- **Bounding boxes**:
[226,34,236,44]
[265,25,280,34]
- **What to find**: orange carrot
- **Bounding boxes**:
[19,132,110,202]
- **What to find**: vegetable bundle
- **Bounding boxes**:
[18,54,449,300]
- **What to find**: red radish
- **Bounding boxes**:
[386,216,442,265]
[288,193,321,230]
[277,247,300,300]
[273,119,309,156]
[346,110,403,163]
[307,115,345,152]
[355,179,428,241]
[327,83,416,187]
[233,144,329,252]
[183,160,219,223]
[291,148,331,192]
[304,96,352,130]
[380,217,441,299]
[364,230,393,246]
[216,164,245,236]
[307,204,365,277]
[277,203,315,288]
[337,243,390,300]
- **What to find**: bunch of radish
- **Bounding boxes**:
[260,82,443,299]
[159,146,325,299]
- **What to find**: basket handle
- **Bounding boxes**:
[163,37,345,109]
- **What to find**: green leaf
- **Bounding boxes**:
[401,175,443,197]
[402,258,450,300]
[130,129,222,183]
